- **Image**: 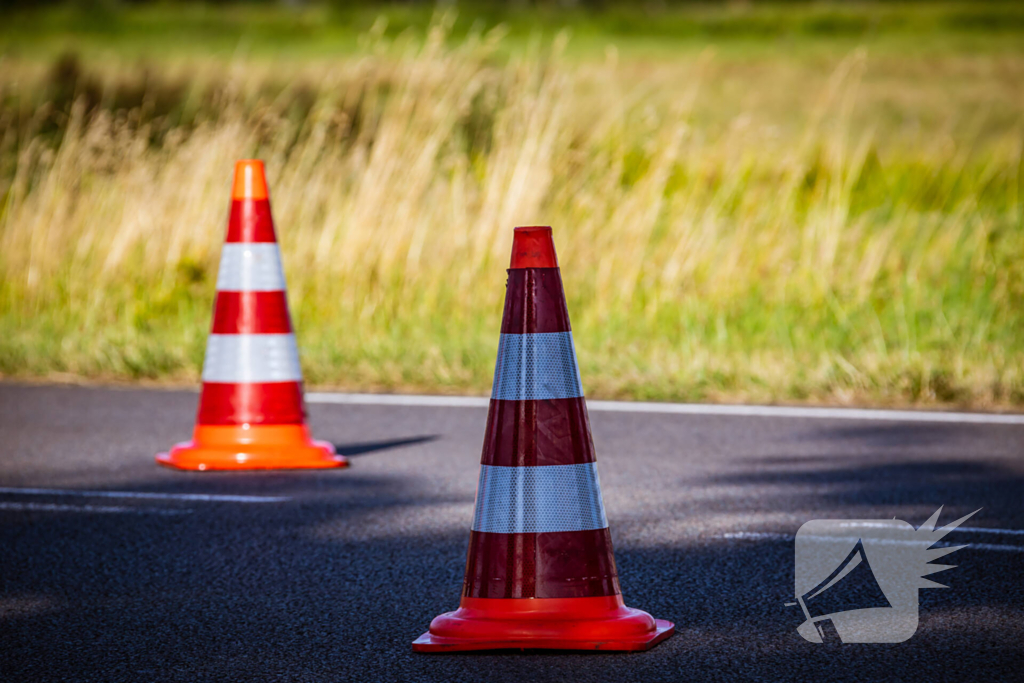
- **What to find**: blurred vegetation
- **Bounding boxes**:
[3,1,1024,59]
[0,2,1022,407]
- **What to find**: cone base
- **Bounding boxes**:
[156,424,348,471]
[412,595,674,653]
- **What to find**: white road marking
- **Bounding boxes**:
[810,522,1023,537]
[719,531,1024,552]
[955,526,1024,536]
[0,487,289,503]
[962,543,1024,553]
[721,532,790,541]
[304,392,1024,424]
[0,501,191,515]
[307,393,490,408]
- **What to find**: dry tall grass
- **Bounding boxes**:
[1,22,1022,405]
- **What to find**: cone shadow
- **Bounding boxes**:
[332,435,439,458]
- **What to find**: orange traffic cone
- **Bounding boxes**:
[413,226,673,652]
[156,160,348,471]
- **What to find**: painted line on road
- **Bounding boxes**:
[0,487,290,503]
[305,392,1024,425]
[954,526,1024,537]
[308,393,491,408]
[965,542,1024,553]
[813,522,1024,537]
[0,501,192,515]
[718,531,1024,553]
[721,531,791,541]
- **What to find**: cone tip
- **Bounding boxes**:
[510,226,558,269]
[232,160,269,200]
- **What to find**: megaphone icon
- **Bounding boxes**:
[788,539,892,643]
[790,510,978,643]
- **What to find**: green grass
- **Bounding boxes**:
[1,2,1022,407]
[3,1,1024,60]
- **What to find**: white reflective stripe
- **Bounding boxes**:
[491,332,583,401]
[216,244,286,291]
[472,463,607,534]
[0,487,290,503]
[201,334,302,383]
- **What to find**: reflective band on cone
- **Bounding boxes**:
[216,244,287,291]
[472,463,607,534]
[491,332,583,401]
[413,226,672,652]
[156,160,347,471]
[201,334,303,383]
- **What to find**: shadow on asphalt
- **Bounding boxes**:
[799,421,987,447]
[1,452,1022,681]
[710,459,1022,511]
[333,435,439,458]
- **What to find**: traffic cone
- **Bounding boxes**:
[413,226,673,652]
[156,160,348,471]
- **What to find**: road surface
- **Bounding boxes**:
[1,383,1022,682]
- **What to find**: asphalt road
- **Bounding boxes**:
[1,383,1022,682]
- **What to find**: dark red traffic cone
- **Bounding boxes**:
[413,226,673,652]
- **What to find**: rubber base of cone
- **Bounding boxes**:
[412,595,674,653]
[156,424,348,471]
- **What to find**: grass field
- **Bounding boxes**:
[1,2,1023,407]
